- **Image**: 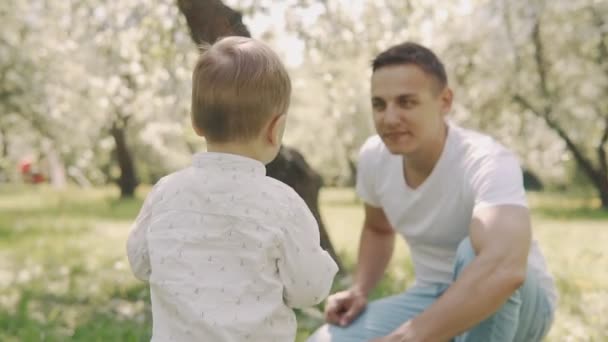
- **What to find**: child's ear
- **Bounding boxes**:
[266,114,287,146]
[192,117,205,137]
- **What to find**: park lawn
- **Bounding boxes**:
[0,185,606,341]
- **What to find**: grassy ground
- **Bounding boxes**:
[0,184,606,341]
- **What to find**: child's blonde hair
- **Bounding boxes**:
[191,36,291,143]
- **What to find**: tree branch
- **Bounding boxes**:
[589,7,608,185]
[176,0,250,44]
[531,20,550,99]
[501,0,523,72]
[513,94,541,117]
[590,7,608,74]
[514,94,601,187]
[590,6,608,122]
[0,125,8,160]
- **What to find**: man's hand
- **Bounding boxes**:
[324,288,368,326]
[325,204,395,327]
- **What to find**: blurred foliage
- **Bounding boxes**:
[1,0,606,200]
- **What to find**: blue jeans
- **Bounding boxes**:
[307,238,554,341]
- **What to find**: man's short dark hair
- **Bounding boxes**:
[372,42,448,91]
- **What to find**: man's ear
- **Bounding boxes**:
[440,87,453,116]
[266,114,287,146]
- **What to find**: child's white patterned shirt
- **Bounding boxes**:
[127,152,338,342]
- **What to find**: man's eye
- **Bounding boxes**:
[399,99,415,108]
[372,102,385,110]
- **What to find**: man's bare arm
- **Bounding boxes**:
[392,205,531,341]
[352,204,397,297]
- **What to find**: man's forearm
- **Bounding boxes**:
[353,226,395,296]
[404,255,525,341]
[394,206,532,342]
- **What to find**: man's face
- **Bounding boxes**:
[371,64,451,155]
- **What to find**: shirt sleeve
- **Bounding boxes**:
[126,180,164,281]
[276,192,339,309]
[470,148,528,213]
[355,136,382,207]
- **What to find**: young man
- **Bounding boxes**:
[308,42,556,342]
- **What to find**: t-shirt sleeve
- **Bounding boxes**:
[355,137,382,207]
[470,148,528,213]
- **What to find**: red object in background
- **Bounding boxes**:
[31,173,45,184]
[19,158,46,184]
[20,159,32,174]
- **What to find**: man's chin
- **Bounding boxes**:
[383,139,415,155]
[383,142,416,155]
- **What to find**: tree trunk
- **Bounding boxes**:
[177,0,250,44]
[0,125,7,180]
[266,147,343,270]
[110,122,138,198]
[597,118,608,209]
[176,0,343,270]
[0,126,7,160]
[599,178,608,209]
[41,140,66,189]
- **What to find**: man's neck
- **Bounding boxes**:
[403,124,448,187]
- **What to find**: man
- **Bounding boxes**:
[307,42,556,341]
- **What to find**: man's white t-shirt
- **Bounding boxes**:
[356,121,557,309]
[127,152,338,342]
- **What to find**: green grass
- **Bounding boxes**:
[0,185,606,341]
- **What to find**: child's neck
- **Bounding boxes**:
[206,141,268,163]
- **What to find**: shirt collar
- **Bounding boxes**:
[192,152,266,176]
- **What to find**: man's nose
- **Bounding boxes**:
[384,103,401,126]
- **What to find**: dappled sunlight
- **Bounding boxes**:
[104,298,147,322]
[534,220,608,288]
[0,186,148,340]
